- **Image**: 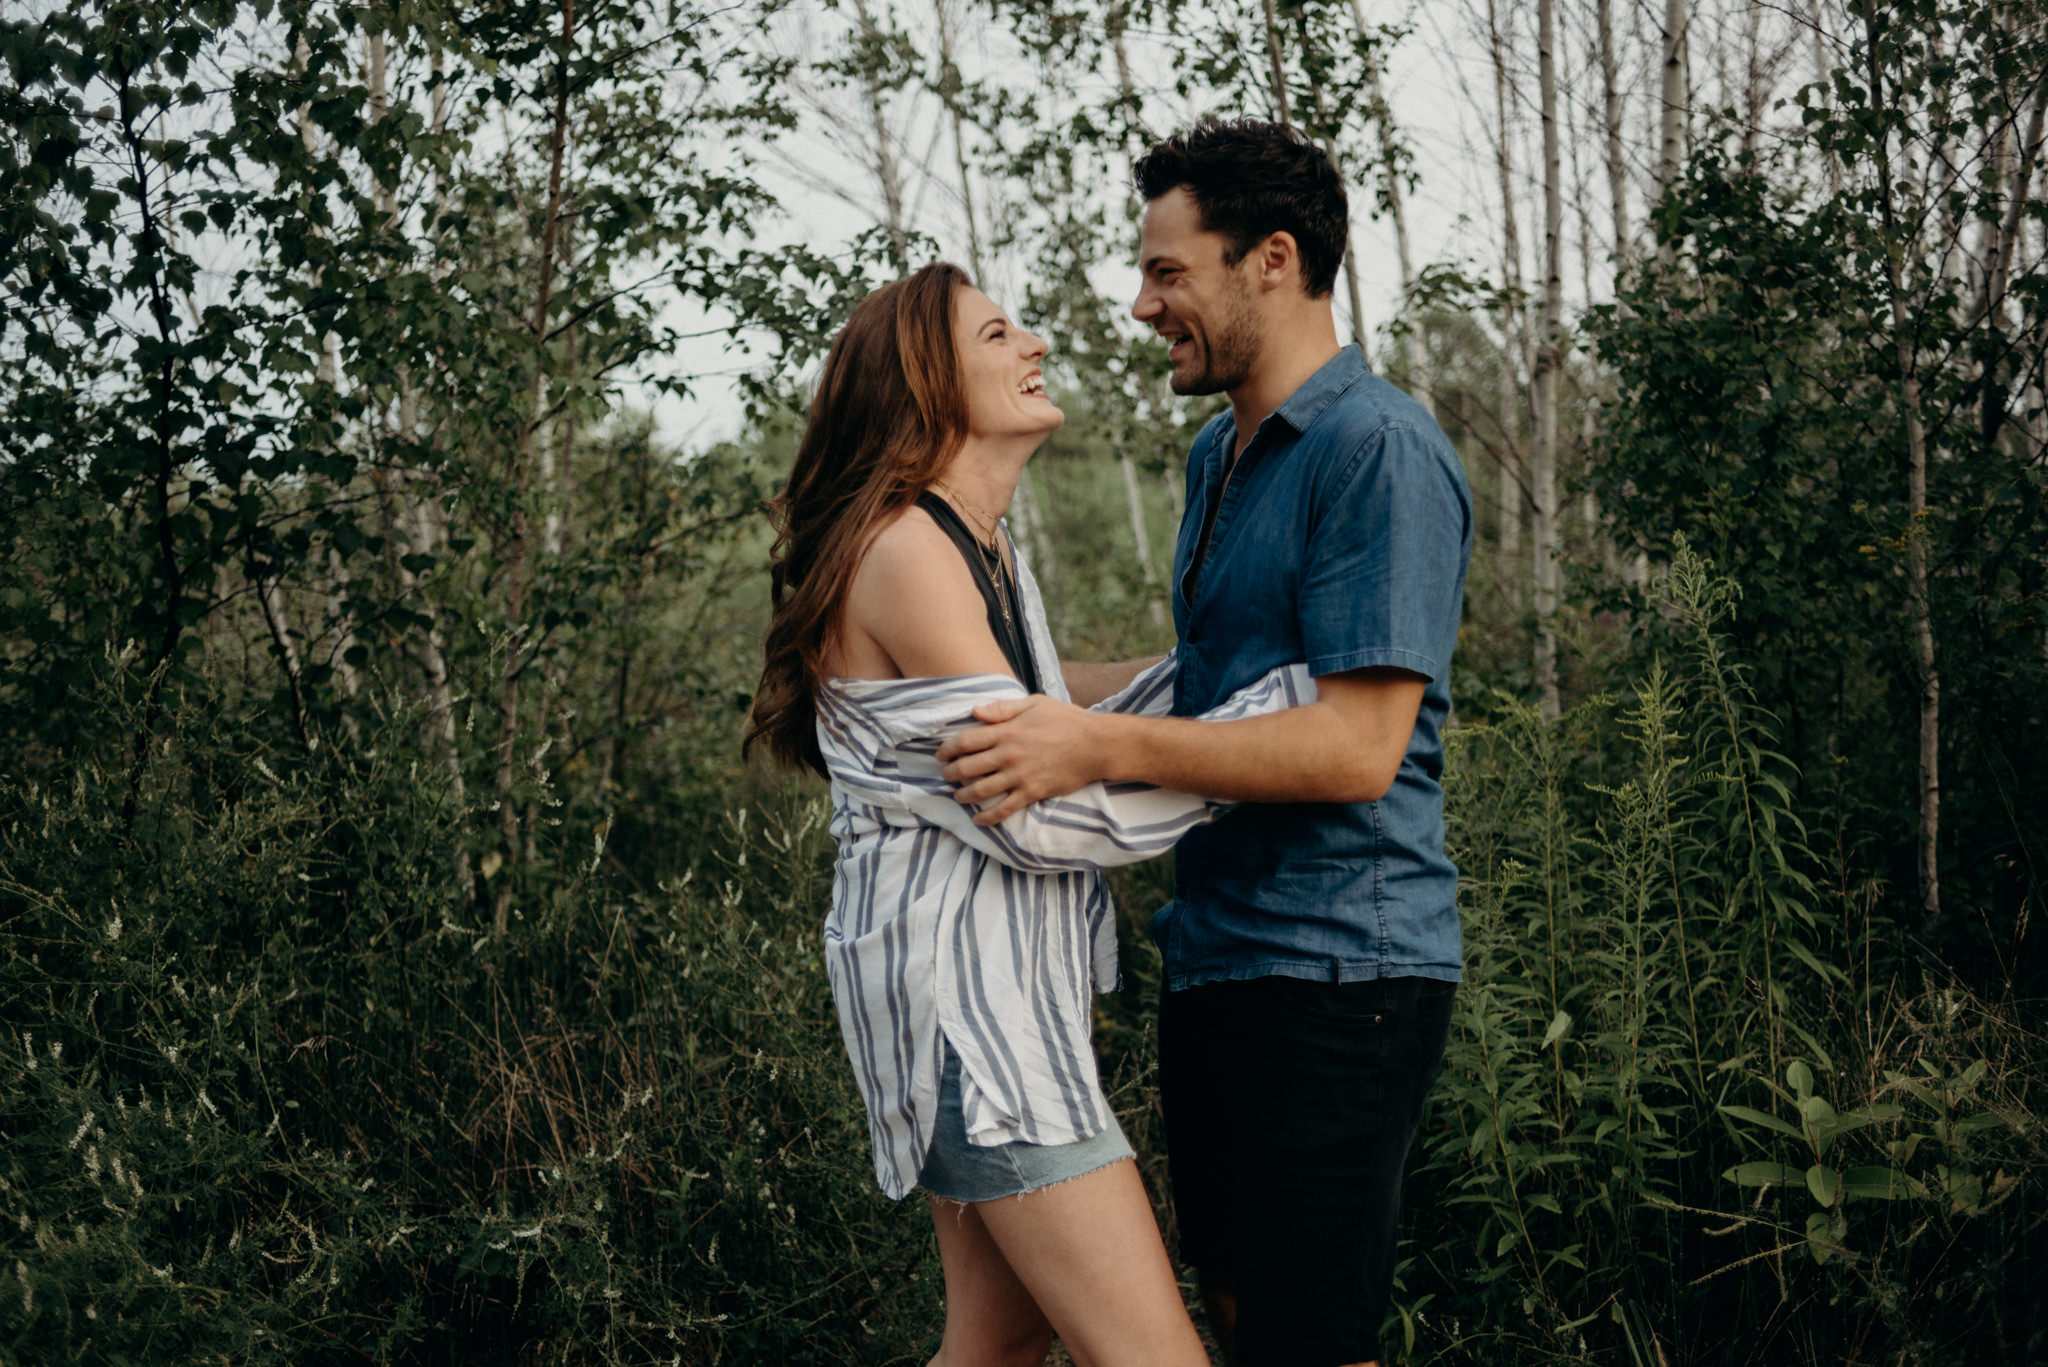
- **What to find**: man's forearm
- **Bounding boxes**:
[941,668,1426,824]
[1060,656,1167,708]
[1094,699,1409,804]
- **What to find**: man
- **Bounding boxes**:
[937,118,1471,1367]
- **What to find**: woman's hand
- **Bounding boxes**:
[938,697,1117,825]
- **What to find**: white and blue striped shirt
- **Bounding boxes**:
[816,547,1313,1199]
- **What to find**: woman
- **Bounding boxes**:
[746,264,1307,1367]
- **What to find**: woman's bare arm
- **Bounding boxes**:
[834,507,1017,681]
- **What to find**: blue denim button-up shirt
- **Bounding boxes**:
[1152,345,1472,989]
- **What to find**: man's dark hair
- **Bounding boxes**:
[1133,118,1348,298]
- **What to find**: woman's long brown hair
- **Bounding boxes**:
[744,263,973,775]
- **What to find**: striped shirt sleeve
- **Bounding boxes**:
[885,661,1315,874]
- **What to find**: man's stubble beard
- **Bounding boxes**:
[1169,270,1262,397]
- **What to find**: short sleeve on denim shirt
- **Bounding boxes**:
[1298,424,1470,681]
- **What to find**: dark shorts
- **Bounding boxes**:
[1158,973,1457,1367]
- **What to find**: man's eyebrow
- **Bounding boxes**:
[1141,255,1181,275]
[976,315,1007,338]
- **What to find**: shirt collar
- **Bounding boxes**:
[1206,344,1370,462]
[1271,344,1369,435]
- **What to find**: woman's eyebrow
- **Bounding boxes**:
[976,315,1007,338]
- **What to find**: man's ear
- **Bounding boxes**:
[1252,231,1304,293]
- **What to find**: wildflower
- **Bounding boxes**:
[68,1112,94,1150]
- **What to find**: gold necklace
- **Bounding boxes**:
[933,483,1014,627]
[933,482,1006,552]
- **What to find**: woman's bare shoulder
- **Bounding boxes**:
[843,503,1012,680]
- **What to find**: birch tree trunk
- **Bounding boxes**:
[296,35,360,711]
[933,0,985,280]
[419,41,470,888]
[1488,0,1528,599]
[1658,0,1690,195]
[851,0,908,258]
[1342,0,1432,410]
[1291,10,1369,350]
[1596,0,1631,272]
[1531,0,1563,720]
[494,0,574,936]
[1259,0,1292,124]
[1805,0,1843,199]
[1104,3,1167,621]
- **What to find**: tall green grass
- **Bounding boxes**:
[1,544,2040,1364]
[1409,543,2043,1364]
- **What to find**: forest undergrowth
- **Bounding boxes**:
[2,544,2039,1366]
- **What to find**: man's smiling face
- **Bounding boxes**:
[1132,187,1263,397]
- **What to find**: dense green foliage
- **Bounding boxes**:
[3,0,2044,1363]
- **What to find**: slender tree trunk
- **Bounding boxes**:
[413,39,470,888]
[495,0,575,936]
[1497,361,1523,567]
[1095,3,1166,621]
[1658,0,1689,195]
[933,0,985,279]
[1488,0,1534,375]
[1292,10,1368,349]
[1353,0,1431,411]
[1978,91,2044,447]
[1741,0,1764,158]
[527,279,578,867]
[1804,0,1843,199]
[852,0,908,256]
[1259,0,1292,124]
[256,569,310,751]
[1858,0,1940,933]
[113,53,192,829]
[1488,0,1529,604]
[1532,0,1563,720]
[1596,0,1630,271]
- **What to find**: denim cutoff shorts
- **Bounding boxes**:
[919,1041,1134,1202]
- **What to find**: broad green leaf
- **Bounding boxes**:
[1804,1211,1837,1264]
[1840,1166,1916,1201]
[1718,1104,1802,1139]
[1805,1164,1839,1207]
[1540,1010,1573,1048]
[1726,1162,1804,1189]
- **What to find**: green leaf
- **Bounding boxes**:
[1840,1166,1916,1201]
[1719,1104,1802,1139]
[1804,1211,1837,1264]
[1805,1164,1839,1207]
[1540,1009,1572,1049]
[1787,1059,1814,1098]
[1725,1162,1804,1189]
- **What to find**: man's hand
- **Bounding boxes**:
[943,667,1427,823]
[939,696,1114,825]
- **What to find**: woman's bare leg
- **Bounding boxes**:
[970,1158,1209,1367]
[929,1196,1056,1367]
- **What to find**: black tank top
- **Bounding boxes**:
[916,491,1040,694]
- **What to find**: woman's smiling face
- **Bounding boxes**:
[953,285,1063,444]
